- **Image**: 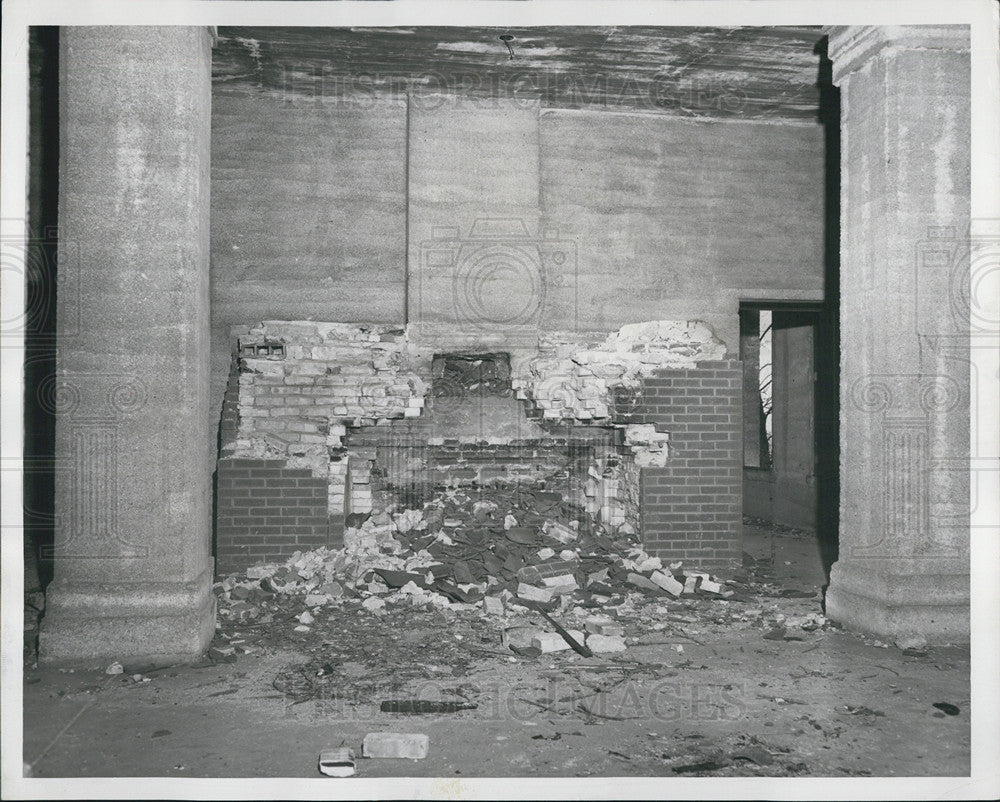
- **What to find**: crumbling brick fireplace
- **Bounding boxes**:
[214,320,741,575]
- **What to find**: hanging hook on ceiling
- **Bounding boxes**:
[498,34,515,60]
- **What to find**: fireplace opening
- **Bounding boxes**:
[432,352,512,399]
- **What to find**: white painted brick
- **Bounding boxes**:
[531,630,586,653]
[585,617,625,637]
[649,570,683,597]
[516,583,553,603]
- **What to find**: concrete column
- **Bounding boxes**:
[825,26,971,641]
[40,27,216,663]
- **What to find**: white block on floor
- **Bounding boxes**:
[650,570,683,597]
[362,733,429,759]
[483,596,504,616]
[532,630,586,653]
[517,583,553,603]
[502,626,545,649]
[585,617,624,637]
[541,574,578,593]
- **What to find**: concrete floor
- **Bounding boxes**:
[21,524,970,783]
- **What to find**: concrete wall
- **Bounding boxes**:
[210,92,408,408]
[407,101,543,349]
[211,93,826,410]
[539,111,826,352]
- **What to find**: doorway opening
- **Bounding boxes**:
[740,301,839,587]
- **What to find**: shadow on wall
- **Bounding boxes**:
[815,35,841,586]
[24,27,61,593]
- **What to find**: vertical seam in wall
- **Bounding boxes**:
[403,91,410,326]
[537,103,543,218]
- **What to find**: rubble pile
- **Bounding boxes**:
[209,519,833,709]
[216,484,737,654]
[511,320,727,424]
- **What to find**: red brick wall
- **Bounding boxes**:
[215,458,335,574]
[615,360,743,573]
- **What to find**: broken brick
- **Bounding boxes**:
[531,630,587,653]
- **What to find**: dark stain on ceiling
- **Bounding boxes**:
[214,26,825,120]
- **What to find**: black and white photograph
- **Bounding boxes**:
[1,0,998,798]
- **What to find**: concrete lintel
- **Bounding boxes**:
[826,25,971,85]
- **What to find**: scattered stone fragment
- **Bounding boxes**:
[517,583,554,603]
[586,616,624,637]
[361,597,386,614]
[318,747,356,777]
[543,521,577,543]
[532,630,587,653]
[649,570,683,597]
[502,626,545,649]
[636,556,663,572]
[245,566,272,580]
[586,634,627,653]
[105,662,124,675]
[483,596,504,616]
[362,732,429,760]
[895,634,928,652]
[627,573,662,592]
[541,574,579,595]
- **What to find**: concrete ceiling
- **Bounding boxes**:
[213,26,826,120]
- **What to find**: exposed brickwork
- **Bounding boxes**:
[216,458,337,574]
[614,361,743,574]
[218,357,240,455]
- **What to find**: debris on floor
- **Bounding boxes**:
[210,483,806,704]
[318,747,356,777]
[21,518,971,780]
